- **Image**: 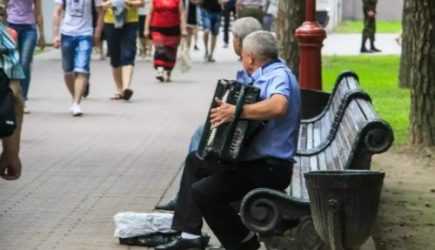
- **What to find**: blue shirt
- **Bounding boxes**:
[241,60,301,162]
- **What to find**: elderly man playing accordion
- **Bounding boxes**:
[156,31,301,250]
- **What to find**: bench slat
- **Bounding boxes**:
[313,121,322,148]
[346,76,361,91]
[336,126,349,170]
[337,118,352,167]
[331,142,341,170]
[290,161,302,199]
[298,124,307,151]
[301,156,311,201]
[317,151,327,170]
[324,146,334,170]
[356,99,377,120]
[307,123,314,150]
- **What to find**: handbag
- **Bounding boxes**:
[0,69,16,138]
[177,38,192,73]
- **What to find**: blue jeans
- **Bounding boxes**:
[8,23,37,101]
[200,8,222,36]
[61,34,93,74]
[188,124,204,153]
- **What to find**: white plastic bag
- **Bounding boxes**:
[113,212,176,238]
[177,38,192,73]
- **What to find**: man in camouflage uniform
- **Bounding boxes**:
[361,0,381,53]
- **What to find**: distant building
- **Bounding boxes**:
[317,0,342,31]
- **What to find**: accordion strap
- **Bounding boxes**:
[222,85,248,152]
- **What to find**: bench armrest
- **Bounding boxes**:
[240,188,310,235]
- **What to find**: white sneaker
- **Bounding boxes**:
[70,103,83,117]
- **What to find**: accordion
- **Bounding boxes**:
[197,79,262,163]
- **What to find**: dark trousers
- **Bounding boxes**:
[223,7,236,44]
[171,152,292,249]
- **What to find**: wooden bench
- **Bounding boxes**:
[298,71,369,153]
[240,84,394,250]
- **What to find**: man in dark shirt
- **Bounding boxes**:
[200,0,222,62]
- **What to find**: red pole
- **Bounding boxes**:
[295,0,327,90]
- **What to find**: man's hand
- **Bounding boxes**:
[144,29,150,38]
[181,28,188,37]
[0,152,21,181]
[94,34,101,47]
[367,10,375,17]
[38,35,46,50]
[53,35,61,49]
[210,98,236,128]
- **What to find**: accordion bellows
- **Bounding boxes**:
[197,80,261,163]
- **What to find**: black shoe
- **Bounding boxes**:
[360,47,371,53]
[370,47,382,52]
[122,88,133,101]
[83,82,90,97]
[119,231,180,247]
[155,199,176,211]
[155,236,205,250]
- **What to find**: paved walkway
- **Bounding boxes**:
[0,32,395,250]
[323,33,401,55]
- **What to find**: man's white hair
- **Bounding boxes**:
[242,31,279,59]
[232,17,263,41]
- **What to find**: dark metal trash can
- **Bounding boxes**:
[304,170,385,250]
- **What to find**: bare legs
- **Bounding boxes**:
[187,26,199,51]
[64,73,87,104]
[0,80,24,180]
[111,65,134,100]
[203,30,217,62]
[63,72,87,116]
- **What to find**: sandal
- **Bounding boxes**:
[156,67,164,82]
[122,89,133,101]
[110,93,122,100]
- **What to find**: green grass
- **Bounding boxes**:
[334,20,402,33]
[322,55,409,144]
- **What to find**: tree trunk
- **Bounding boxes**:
[398,0,413,88]
[276,0,305,79]
[407,0,435,147]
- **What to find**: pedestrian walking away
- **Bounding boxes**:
[222,0,236,48]
[185,0,200,51]
[145,0,187,82]
[52,0,104,116]
[5,0,46,113]
[199,0,222,62]
[361,0,381,53]
[103,0,144,101]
